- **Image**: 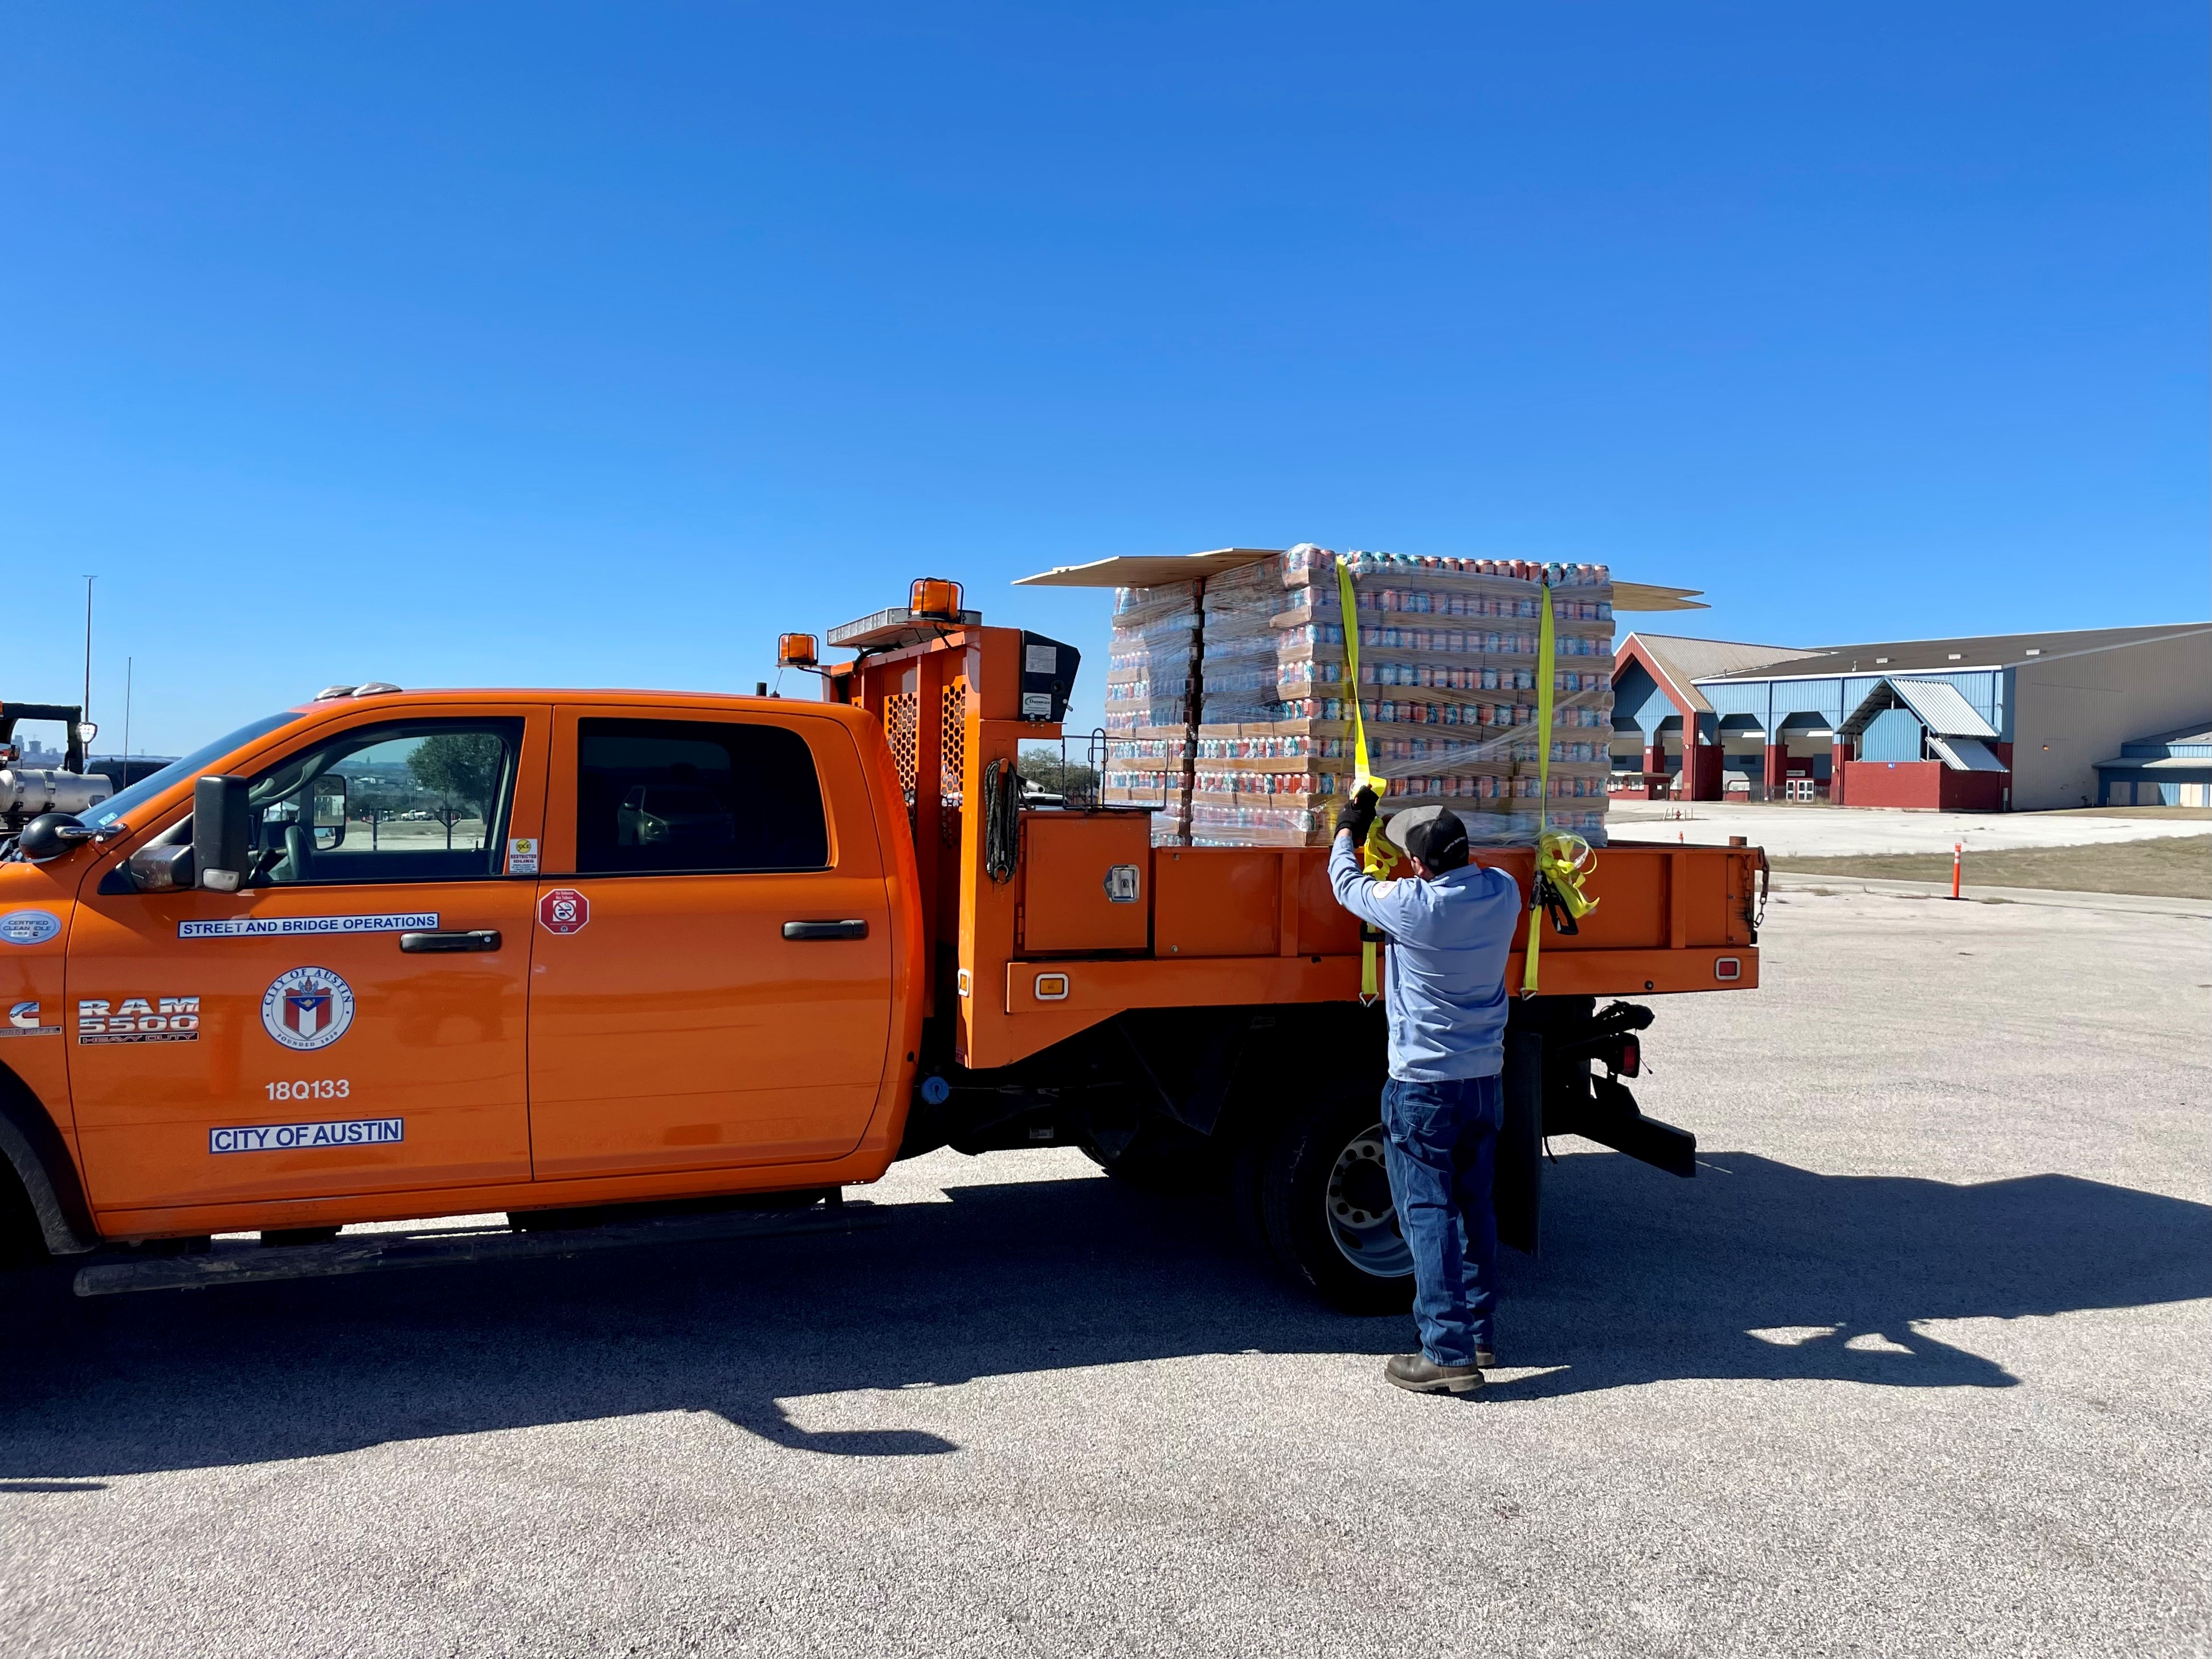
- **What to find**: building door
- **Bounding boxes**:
[525,708,893,1180]
[68,709,547,1215]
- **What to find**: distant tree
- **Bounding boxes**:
[407,734,503,820]
[1017,749,1099,799]
[408,734,504,849]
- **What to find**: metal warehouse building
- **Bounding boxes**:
[1611,622,2212,811]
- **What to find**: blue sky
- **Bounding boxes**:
[2,4,2203,757]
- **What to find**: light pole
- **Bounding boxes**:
[81,576,95,730]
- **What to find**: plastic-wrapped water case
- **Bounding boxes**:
[1187,546,1615,849]
[1103,581,1201,844]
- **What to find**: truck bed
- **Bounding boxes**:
[965,824,1763,1068]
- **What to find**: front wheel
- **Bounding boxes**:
[1250,1089,1415,1315]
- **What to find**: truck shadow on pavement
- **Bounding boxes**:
[1489,1151,2209,1401]
[1,1150,2204,1474]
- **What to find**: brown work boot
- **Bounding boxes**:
[1385,1353,1485,1395]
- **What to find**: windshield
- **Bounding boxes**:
[85,712,305,830]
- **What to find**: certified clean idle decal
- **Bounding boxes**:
[261,967,356,1052]
[2,1001,59,1037]
[0,910,62,946]
[180,912,436,940]
[77,996,200,1044]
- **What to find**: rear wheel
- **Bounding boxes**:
[1252,1089,1415,1315]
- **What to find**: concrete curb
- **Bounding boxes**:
[1767,872,2212,920]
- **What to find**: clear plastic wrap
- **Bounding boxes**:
[1103,581,1202,739]
[1102,581,1201,841]
[1188,545,1615,848]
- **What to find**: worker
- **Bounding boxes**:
[1328,788,1522,1396]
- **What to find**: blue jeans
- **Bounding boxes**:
[1381,1074,1502,1367]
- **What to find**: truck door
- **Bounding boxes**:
[526,707,892,1179]
[68,708,547,1216]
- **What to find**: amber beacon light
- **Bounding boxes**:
[777,633,820,669]
[910,578,963,622]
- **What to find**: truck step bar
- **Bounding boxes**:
[73,1197,881,1298]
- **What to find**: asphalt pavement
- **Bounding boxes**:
[3,889,2206,1657]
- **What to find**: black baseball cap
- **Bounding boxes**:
[1384,803,1470,869]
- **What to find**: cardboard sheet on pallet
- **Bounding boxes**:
[1017,549,1708,614]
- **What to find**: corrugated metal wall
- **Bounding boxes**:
[1860,707,1924,762]
[1696,669,2008,741]
[1610,659,1681,738]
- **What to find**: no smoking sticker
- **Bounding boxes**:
[538,888,590,935]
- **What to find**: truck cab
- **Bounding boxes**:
[0,688,923,1256]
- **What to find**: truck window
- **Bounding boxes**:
[243,719,524,885]
[576,718,827,875]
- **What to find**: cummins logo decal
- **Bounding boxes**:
[261,967,356,1052]
[3,1001,60,1037]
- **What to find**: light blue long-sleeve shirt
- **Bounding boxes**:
[1328,830,1523,1081]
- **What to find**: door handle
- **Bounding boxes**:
[399,929,504,954]
[782,919,869,941]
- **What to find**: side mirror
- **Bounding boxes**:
[15,812,92,864]
[193,775,250,892]
[312,776,348,850]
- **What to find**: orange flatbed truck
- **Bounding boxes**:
[0,583,1763,1310]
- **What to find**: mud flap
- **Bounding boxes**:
[1576,1073,1698,1178]
[1495,1030,1543,1256]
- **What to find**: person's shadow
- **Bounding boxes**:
[1,1149,2203,1476]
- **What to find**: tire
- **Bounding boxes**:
[1254,1088,1415,1315]
[0,1166,47,1273]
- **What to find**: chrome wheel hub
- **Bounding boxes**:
[1326,1124,1410,1278]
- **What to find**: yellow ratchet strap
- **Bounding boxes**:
[1538,830,1600,924]
[1335,557,1395,1004]
[1521,580,1601,995]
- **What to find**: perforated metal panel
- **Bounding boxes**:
[940,680,967,807]
[885,693,918,804]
